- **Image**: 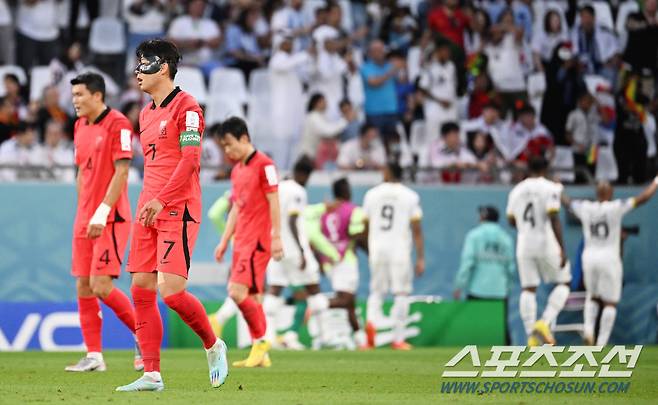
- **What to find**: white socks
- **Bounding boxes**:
[519,290,537,336]
[307,293,329,314]
[214,298,238,325]
[583,295,599,341]
[263,294,285,343]
[87,352,103,361]
[541,284,570,325]
[597,306,617,346]
[391,296,410,343]
[144,371,162,382]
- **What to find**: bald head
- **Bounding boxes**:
[369,40,386,64]
[596,181,613,201]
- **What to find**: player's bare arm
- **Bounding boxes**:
[412,218,425,276]
[507,215,516,228]
[632,175,658,207]
[215,204,238,262]
[87,158,130,239]
[548,211,566,267]
[267,191,284,261]
[289,213,306,270]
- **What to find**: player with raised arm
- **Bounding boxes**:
[66,73,141,372]
[214,117,283,368]
[116,39,228,392]
[563,178,658,345]
[506,156,570,346]
[363,162,425,350]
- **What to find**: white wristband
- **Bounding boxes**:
[654,176,658,185]
[89,203,111,226]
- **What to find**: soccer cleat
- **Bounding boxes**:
[533,320,556,345]
[209,314,223,338]
[365,322,377,348]
[134,343,144,372]
[391,341,413,351]
[65,356,106,372]
[527,334,541,347]
[232,340,271,368]
[233,352,271,368]
[281,331,305,350]
[207,339,229,388]
[115,375,164,392]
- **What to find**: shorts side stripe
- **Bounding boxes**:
[111,222,122,265]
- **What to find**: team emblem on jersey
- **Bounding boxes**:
[120,129,132,152]
[185,111,200,132]
[159,120,167,138]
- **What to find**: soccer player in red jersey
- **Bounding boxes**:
[66,73,141,373]
[214,117,283,368]
[116,39,227,392]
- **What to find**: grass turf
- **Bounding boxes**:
[0,346,656,404]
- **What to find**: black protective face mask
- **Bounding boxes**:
[134,55,163,75]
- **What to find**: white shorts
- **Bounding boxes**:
[329,258,359,294]
[582,250,622,303]
[369,256,413,295]
[517,253,571,288]
[267,254,320,287]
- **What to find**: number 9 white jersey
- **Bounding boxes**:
[506,177,563,255]
[570,198,635,256]
[363,182,422,261]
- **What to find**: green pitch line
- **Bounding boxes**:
[0,347,656,404]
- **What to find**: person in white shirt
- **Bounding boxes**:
[15,0,60,73]
[167,0,221,75]
[337,124,387,170]
[308,37,348,121]
[299,93,347,167]
[263,157,322,349]
[363,162,424,350]
[418,41,458,143]
[563,179,658,346]
[270,0,313,52]
[506,156,570,346]
[531,8,568,70]
[425,121,481,183]
[0,123,45,181]
[124,0,169,68]
[43,120,74,182]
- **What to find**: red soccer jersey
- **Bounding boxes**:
[138,87,204,222]
[73,108,133,237]
[231,150,278,252]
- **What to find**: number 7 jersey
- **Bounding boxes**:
[506,177,563,255]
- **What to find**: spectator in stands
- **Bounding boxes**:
[468,73,496,119]
[463,6,490,57]
[428,0,468,51]
[337,123,386,170]
[624,0,658,74]
[68,0,99,43]
[42,120,74,181]
[3,74,28,121]
[308,36,347,121]
[463,102,504,145]
[484,9,527,118]
[483,0,532,42]
[49,42,85,87]
[313,1,343,48]
[467,131,496,182]
[571,4,620,86]
[270,0,313,51]
[532,8,568,71]
[300,93,347,168]
[0,96,19,144]
[361,40,401,148]
[32,86,72,141]
[121,101,144,179]
[566,91,599,183]
[382,6,417,55]
[426,121,481,183]
[419,40,458,143]
[513,104,554,162]
[0,122,43,181]
[224,7,266,81]
[339,99,360,143]
[15,0,60,73]
[0,0,13,65]
[125,0,169,66]
[168,0,222,77]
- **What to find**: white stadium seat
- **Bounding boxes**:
[208,67,248,105]
[205,95,246,125]
[29,66,54,103]
[89,16,126,55]
[174,66,208,105]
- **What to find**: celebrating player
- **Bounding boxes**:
[563,178,658,345]
[116,39,228,392]
[506,156,570,346]
[214,117,283,368]
[363,162,425,350]
[66,73,141,372]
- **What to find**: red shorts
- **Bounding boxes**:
[229,242,271,294]
[71,220,130,278]
[127,217,199,279]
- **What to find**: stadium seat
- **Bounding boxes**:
[248,68,270,96]
[29,67,54,103]
[527,72,546,116]
[552,146,575,183]
[339,0,353,31]
[583,74,611,96]
[208,67,248,106]
[89,17,126,55]
[595,145,618,182]
[205,95,246,125]
[409,120,427,162]
[0,65,27,97]
[174,66,208,105]
[407,46,422,82]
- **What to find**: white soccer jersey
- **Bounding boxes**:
[363,182,422,260]
[570,198,635,257]
[506,177,564,255]
[278,179,312,258]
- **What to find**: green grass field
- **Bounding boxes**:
[0,347,657,404]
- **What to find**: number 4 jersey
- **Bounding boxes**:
[506,177,563,256]
[570,198,635,256]
[363,182,422,262]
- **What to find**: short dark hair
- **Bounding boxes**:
[218,116,250,141]
[136,39,182,79]
[360,123,377,137]
[332,177,351,200]
[543,9,562,33]
[387,161,403,180]
[70,72,106,100]
[518,104,535,116]
[339,99,352,109]
[479,205,500,222]
[307,93,325,112]
[293,156,314,177]
[580,5,595,16]
[441,121,460,136]
[208,123,223,138]
[3,73,20,85]
[528,155,549,174]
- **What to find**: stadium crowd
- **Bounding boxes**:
[0,0,656,184]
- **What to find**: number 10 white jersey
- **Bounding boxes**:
[506,177,563,255]
[363,182,422,261]
[570,198,635,257]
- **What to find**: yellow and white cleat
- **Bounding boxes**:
[532,320,556,345]
[232,341,271,368]
[527,334,541,347]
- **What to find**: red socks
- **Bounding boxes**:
[101,288,136,334]
[131,285,162,372]
[237,297,266,340]
[78,296,102,353]
[164,290,216,349]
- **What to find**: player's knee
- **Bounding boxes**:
[90,278,113,298]
[228,287,247,304]
[76,277,93,297]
